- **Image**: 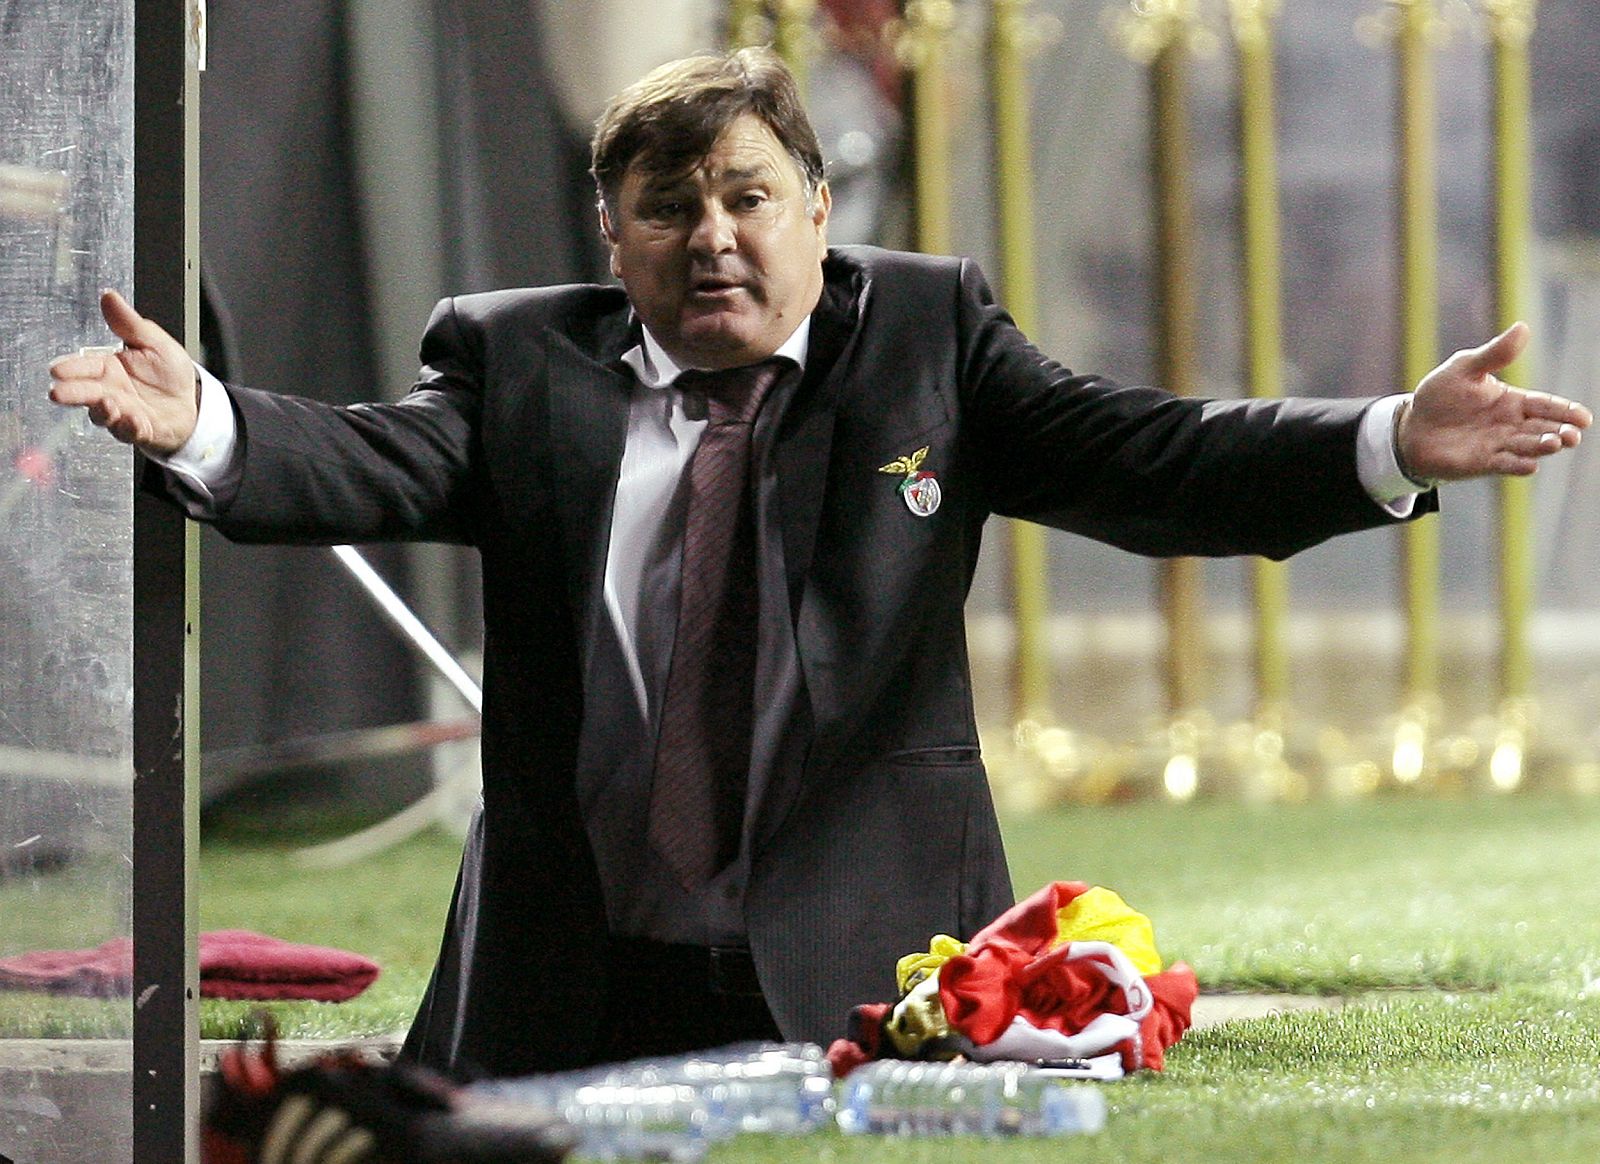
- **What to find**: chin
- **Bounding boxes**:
[676,324,767,368]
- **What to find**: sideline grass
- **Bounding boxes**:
[196,825,462,1041]
[703,991,1600,1163]
[192,793,1600,1039]
[6,795,1600,1158]
[5,794,1600,1037]
[1005,794,1600,994]
[0,823,462,1039]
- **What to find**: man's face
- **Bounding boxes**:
[603,113,831,370]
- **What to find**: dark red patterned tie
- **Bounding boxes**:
[649,359,786,889]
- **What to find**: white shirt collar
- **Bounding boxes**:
[622,316,812,389]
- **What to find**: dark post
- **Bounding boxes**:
[132,1,200,1160]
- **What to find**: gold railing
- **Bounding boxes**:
[723,0,1589,802]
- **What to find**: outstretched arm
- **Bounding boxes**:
[48,289,198,455]
[1398,322,1591,482]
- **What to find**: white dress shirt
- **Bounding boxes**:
[606,320,812,720]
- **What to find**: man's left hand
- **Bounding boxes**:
[1399,322,1591,482]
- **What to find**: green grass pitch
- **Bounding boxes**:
[4,793,1600,1159]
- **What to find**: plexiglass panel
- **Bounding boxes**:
[1,2,135,1161]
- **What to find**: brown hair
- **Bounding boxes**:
[590,46,826,218]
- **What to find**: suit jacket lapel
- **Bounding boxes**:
[746,261,864,853]
[774,259,864,621]
[546,312,636,651]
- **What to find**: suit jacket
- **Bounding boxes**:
[193,245,1429,1076]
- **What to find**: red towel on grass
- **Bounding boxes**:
[0,938,134,999]
[201,930,380,1002]
[0,931,379,1002]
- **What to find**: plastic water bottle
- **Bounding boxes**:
[466,1042,834,1160]
[673,1042,835,1135]
[835,1059,1107,1137]
[463,1075,708,1161]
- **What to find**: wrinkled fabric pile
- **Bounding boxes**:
[827,881,1198,1079]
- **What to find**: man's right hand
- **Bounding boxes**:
[48,289,199,455]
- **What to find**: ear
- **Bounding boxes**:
[811,182,831,250]
[598,202,622,278]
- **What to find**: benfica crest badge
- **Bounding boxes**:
[878,445,942,517]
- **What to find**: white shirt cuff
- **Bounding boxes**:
[148,364,239,509]
[1357,393,1421,518]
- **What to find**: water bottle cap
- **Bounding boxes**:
[836,1076,873,1135]
[1038,1082,1108,1135]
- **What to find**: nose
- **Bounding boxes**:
[687,199,737,255]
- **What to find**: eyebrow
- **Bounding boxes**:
[636,161,780,200]
[716,166,772,184]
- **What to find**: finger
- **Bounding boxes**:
[1532,426,1583,453]
[49,352,116,381]
[1488,449,1539,477]
[51,363,133,406]
[1454,320,1530,377]
[1513,389,1592,429]
[99,288,169,351]
[1548,396,1591,429]
[1521,422,1586,450]
[49,378,112,406]
[1495,427,1570,457]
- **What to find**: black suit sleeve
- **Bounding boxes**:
[200,297,486,546]
[953,258,1432,559]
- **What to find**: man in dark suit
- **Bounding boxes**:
[50,47,1588,1078]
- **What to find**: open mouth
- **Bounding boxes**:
[688,273,747,299]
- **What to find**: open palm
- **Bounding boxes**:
[1401,322,1590,481]
[48,289,198,455]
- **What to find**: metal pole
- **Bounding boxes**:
[288,547,484,868]
[332,545,483,713]
[132,0,200,1158]
[1148,6,1207,719]
[904,0,957,255]
[1487,0,1536,703]
[1395,0,1442,722]
[1230,0,1289,721]
[728,0,769,48]
[989,0,1053,724]
[773,0,819,96]
[1378,0,1445,788]
[1486,0,1538,789]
